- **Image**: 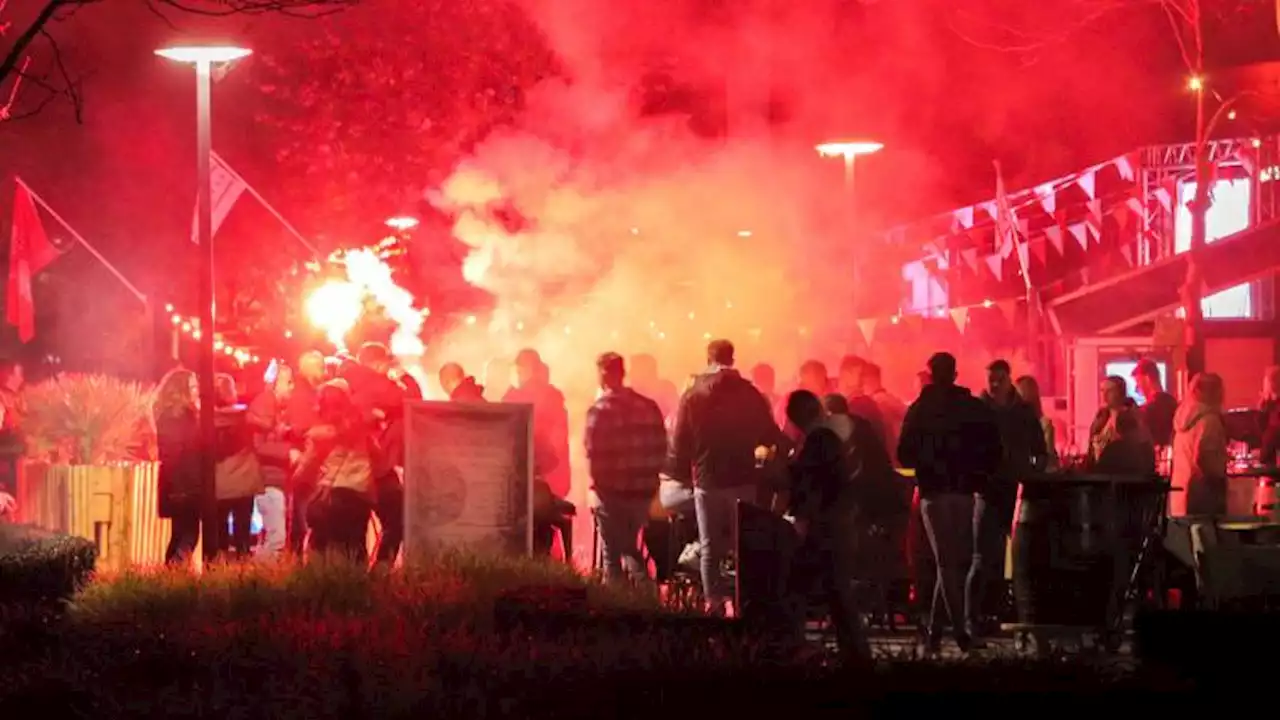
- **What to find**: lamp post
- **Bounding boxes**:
[156,44,252,565]
[816,140,883,333]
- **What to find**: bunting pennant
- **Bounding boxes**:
[981,200,999,222]
[857,318,877,345]
[1045,226,1065,255]
[1113,154,1136,182]
[1034,182,1056,214]
[952,205,975,230]
[900,313,923,334]
[996,298,1019,322]
[960,247,979,272]
[984,254,1003,281]
[1076,169,1096,199]
[1068,222,1090,250]
[190,151,247,244]
[1029,238,1047,264]
[1155,185,1173,213]
[1125,196,1144,218]
[1120,244,1135,268]
[949,307,969,333]
[1086,198,1103,222]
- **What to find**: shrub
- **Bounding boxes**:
[0,523,97,611]
[22,373,156,464]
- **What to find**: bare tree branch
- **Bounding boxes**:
[0,0,358,123]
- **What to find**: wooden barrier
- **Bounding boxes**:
[16,461,169,571]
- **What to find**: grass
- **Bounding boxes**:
[0,551,1208,717]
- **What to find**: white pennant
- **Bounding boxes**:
[982,200,999,222]
[985,254,1003,281]
[1016,242,1030,272]
[1068,222,1089,250]
[1076,170,1096,199]
[1114,154,1136,182]
[1035,182,1057,214]
[952,205,975,230]
[857,318,877,345]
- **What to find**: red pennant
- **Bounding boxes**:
[1113,205,1130,232]
[960,248,979,272]
[985,254,1003,281]
[900,314,923,334]
[1015,242,1031,273]
[996,299,1019,322]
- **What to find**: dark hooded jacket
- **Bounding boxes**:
[980,391,1048,505]
[666,367,782,489]
[897,382,1001,497]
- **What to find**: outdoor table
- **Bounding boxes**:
[1008,471,1170,653]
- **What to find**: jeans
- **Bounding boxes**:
[255,487,287,560]
[966,493,1013,629]
[693,484,756,610]
[595,492,651,583]
[166,506,201,566]
[788,530,871,663]
[919,492,974,638]
[373,471,404,566]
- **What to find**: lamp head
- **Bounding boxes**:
[155,46,252,64]
[815,140,884,160]
[385,216,420,231]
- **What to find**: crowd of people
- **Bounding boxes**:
[5,330,1280,661]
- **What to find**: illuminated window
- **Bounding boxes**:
[1175,178,1254,319]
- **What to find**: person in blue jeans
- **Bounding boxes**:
[667,339,783,615]
[585,353,668,583]
[898,352,1001,654]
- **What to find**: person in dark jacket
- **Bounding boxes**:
[783,390,873,663]
[342,342,410,567]
[214,374,263,560]
[1259,365,1280,464]
[667,339,784,615]
[837,354,889,451]
[969,359,1048,639]
[248,364,296,559]
[1133,358,1177,448]
[897,352,1001,654]
[154,368,203,565]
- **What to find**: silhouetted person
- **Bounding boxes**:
[897,352,1001,654]
[585,353,667,583]
[1133,358,1177,448]
[154,368,202,565]
[342,342,409,566]
[630,353,679,420]
[439,361,484,401]
[969,359,1046,640]
[668,339,782,615]
[838,354,888,449]
[783,390,872,664]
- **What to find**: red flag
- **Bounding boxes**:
[6,183,60,342]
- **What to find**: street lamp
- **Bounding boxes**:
[157,43,252,565]
[385,216,420,231]
[816,139,882,333]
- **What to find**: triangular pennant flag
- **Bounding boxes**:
[1155,185,1173,213]
[949,307,969,333]
[1068,222,1089,250]
[1029,238,1047,264]
[981,200,999,222]
[952,205,975,230]
[985,254,1003,281]
[960,248,979,272]
[190,152,248,244]
[1113,154,1136,182]
[900,313,923,334]
[1034,182,1057,214]
[1076,169,1096,199]
[857,318,878,345]
[1045,226,1064,254]
[1126,196,1144,218]
[996,298,1019,322]
[1086,198,1103,222]
[1120,244,1135,268]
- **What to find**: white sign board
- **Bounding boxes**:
[403,401,534,557]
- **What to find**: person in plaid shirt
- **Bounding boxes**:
[586,352,668,583]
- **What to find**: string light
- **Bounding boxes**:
[166,306,260,367]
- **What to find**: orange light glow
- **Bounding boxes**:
[815,140,884,159]
[1187,75,1204,91]
[155,46,252,64]
[305,280,364,351]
